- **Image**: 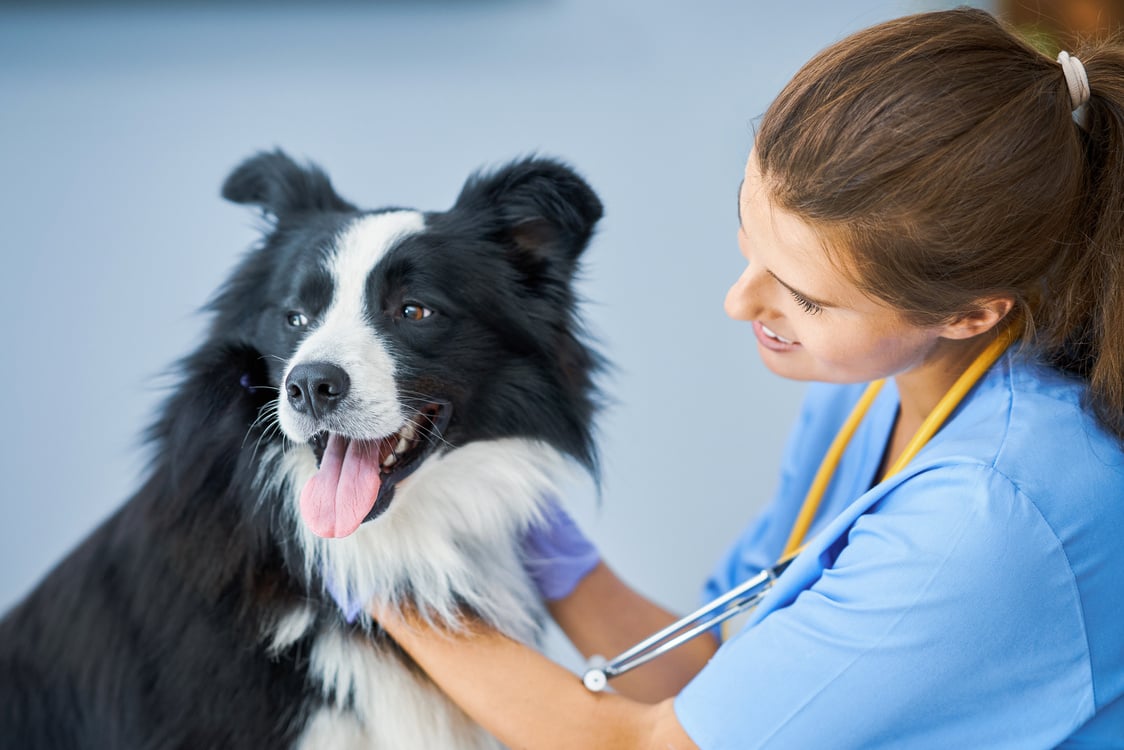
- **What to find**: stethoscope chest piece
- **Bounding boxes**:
[582,665,609,693]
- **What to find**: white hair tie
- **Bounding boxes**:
[1057,50,1090,128]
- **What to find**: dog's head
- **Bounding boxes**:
[213,150,603,538]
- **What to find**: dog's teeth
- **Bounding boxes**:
[382,453,397,469]
[395,435,411,455]
[400,422,417,442]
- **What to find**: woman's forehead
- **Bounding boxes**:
[740,155,819,255]
[739,153,883,313]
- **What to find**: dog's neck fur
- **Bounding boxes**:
[261,436,570,640]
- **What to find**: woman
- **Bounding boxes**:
[375,9,1124,747]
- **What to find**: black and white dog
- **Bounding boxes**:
[0,151,603,748]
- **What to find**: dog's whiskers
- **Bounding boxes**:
[243,399,285,464]
[408,415,455,451]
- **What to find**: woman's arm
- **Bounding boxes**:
[378,604,701,750]
[547,561,719,703]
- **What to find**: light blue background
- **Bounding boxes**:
[0,0,981,628]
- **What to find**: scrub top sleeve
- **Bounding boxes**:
[676,464,1094,750]
[702,383,866,603]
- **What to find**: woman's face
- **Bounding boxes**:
[727,152,947,384]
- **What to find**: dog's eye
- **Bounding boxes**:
[401,304,433,321]
[287,311,309,328]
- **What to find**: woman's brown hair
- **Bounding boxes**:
[755,7,1124,442]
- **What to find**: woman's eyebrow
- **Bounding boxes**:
[767,269,836,309]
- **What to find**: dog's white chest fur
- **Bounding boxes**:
[294,629,502,750]
[261,436,575,749]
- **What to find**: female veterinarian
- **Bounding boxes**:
[376,9,1124,748]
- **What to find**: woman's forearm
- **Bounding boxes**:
[548,562,719,702]
[378,607,699,750]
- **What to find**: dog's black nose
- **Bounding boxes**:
[286,362,350,418]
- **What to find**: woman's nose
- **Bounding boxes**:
[725,263,764,321]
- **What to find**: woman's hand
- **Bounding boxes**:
[374,602,701,750]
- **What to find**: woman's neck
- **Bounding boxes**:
[894,335,996,424]
[881,334,998,476]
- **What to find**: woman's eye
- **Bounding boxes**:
[287,311,309,328]
[401,303,433,321]
[788,290,823,316]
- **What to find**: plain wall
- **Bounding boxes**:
[0,0,982,636]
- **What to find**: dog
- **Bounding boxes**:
[0,150,604,748]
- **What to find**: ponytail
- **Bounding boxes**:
[1041,43,1124,441]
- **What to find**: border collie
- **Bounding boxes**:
[0,150,603,748]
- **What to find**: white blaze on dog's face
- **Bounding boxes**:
[277,210,430,539]
[278,211,423,441]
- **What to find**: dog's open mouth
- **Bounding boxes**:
[298,401,451,538]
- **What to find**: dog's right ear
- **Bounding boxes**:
[453,157,603,284]
[221,150,355,219]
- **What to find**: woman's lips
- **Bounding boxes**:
[753,321,799,351]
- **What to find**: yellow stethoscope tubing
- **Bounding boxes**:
[781,325,1018,558]
[581,328,1017,690]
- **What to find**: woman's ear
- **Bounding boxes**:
[939,296,1016,339]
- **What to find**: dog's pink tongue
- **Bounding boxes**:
[300,434,383,538]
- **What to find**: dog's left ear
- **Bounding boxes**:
[454,158,603,280]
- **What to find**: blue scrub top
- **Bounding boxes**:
[675,352,1124,748]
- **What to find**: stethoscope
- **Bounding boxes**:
[582,328,1016,693]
